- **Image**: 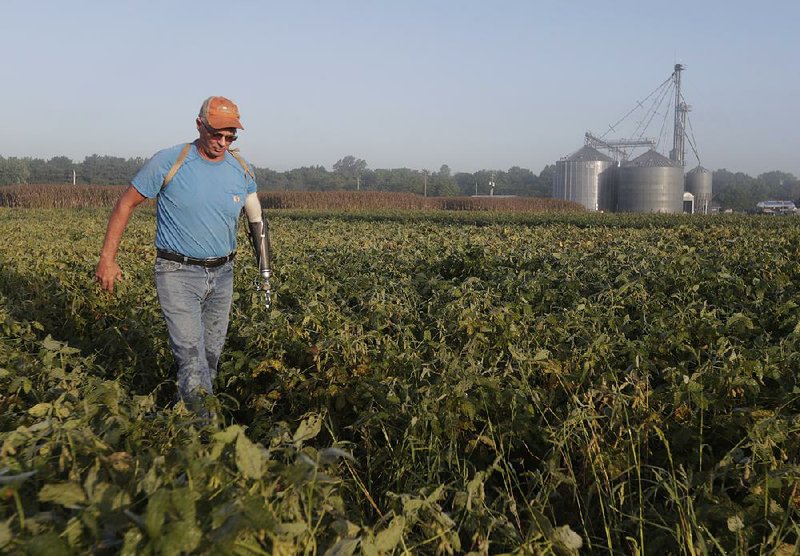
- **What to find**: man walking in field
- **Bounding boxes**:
[95,96,271,416]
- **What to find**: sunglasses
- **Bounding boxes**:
[200,120,237,143]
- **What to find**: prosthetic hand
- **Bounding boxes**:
[244,193,273,310]
[247,219,273,309]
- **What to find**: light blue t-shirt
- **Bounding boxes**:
[132,143,257,259]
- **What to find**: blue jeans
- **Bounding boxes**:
[154,257,234,404]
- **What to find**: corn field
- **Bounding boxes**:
[0,185,584,214]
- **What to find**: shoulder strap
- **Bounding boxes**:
[227,148,256,181]
[161,143,193,191]
[160,143,254,192]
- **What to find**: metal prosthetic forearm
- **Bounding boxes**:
[247,219,273,308]
[248,219,272,279]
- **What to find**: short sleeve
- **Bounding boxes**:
[246,163,257,194]
[131,144,187,198]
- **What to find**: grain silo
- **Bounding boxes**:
[616,149,684,213]
[685,165,713,214]
[552,146,615,211]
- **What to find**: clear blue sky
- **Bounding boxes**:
[2,1,798,177]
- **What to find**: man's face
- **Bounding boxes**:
[197,118,238,160]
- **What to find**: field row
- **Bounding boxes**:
[1,208,799,553]
[0,185,585,213]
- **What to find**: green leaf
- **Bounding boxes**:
[91,482,132,511]
[293,413,323,446]
[276,522,309,537]
[726,312,754,331]
[141,461,163,495]
[235,432,263,479]
[402,498,425,514]
[213,424,244,445]
[374,515,405,552]
[28,403,52,418]
[324,537,360,556]
[210,424,243,460]
[0,518,12,549]
[426,484,445,503]
[144,490,169,538]
[727,515,744,532]
[170,488,197,521]
[24,532,69,555]
[528,509,553,538]
[120,528,144,556]
[159,521,202,556]
[466,471,485,509]
[551,524,582,553]
[534,349,550,361]
[331,519,361,538]
[39,482,87,507]
[359,537,379,556]
[64,516,83,548]
[41,336,64,352]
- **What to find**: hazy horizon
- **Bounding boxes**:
[3,1,798,177]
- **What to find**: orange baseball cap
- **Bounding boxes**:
[199,96,244,130]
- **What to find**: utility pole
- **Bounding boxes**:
[423,170,428,197]
[489,171,496,196]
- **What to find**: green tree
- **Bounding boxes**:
[255,167,283,190]
[333,155,368,190]
[282,166,335,191]
[426,165,458,196]
[47,156,77,183]
[713,169,756,211]
[0,156,31,185]
[505,166,536,196]
[373,168,418,193]
[757,171,799,201]
[27,158,48,183]
[534,164,556,197]
[79,155,141,185]
[454,172,478,196]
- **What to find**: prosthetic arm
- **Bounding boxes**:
[243,193,273,309]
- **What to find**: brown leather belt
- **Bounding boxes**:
[156,249,235,268]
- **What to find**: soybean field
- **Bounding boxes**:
[1,208,799,554]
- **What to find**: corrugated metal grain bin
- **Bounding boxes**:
[686,165,713,214]
[616,150,684,213]
[552,146,615,211]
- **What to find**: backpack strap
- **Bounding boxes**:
[227,148,256,182]
[161,143,192,191]
[160,143,255,192]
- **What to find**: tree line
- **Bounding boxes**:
[0,153,553,198]
[0,155,146,187]
[0,153,797,211]
[711,169,800,212]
